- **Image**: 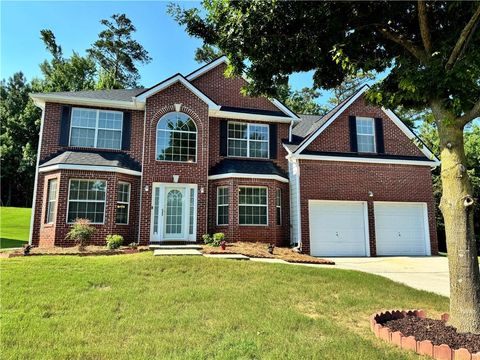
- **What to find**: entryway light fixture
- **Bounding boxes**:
[368,191,374,197]
[144,185,149,192]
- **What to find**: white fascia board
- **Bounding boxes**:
[293,154,439,167]
[381,107,439,162]
[39,164,142,176]
[186,56,228,81]
[270,98,300,119]
[29,94,143,110]
[294,85,369,154]
[208,173,289,183]
[135,75,220,110]
[209,109,293,123]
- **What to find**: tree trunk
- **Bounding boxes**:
[436,118,480,333]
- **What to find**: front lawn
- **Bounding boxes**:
[1,253,447,359]
[0,207,31,248]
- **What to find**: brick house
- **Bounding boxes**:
[29,56,439,256]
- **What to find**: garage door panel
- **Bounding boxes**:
[374,202,428,256]
[309,201,367,257]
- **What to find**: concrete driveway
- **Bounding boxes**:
[322,256,451,297]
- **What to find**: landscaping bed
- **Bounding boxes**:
[202,242,335,265]
[371,310,480,359]
[0,245,149,258]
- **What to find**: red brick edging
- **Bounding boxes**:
[370,310,480,360]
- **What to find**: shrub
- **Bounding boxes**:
[65,218,95,250]
[106,234,124,250]
[202,234,212,245]
[212,233,225,247]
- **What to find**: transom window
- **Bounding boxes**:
[67,179,106,224]
[156,112,197,162]
[45,179,58,224]
[116,182,131,225]
[239,187,268,225]
[356,117,376,153]
[228,122,269,158]
[70,108,123,149]
[216,186,229,226]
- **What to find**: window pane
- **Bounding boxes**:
[249,141,268,158]
[357,134,375,152]
[97,129,122,150]
[116,204,128,224]
[156,112,197,162]
[217,187,229,225]
[189,188,195,235]
[227,139,247,157]
[45,179,58,223]
[239,187,267,225]
[70,128,96,147]
[68,180,106,223]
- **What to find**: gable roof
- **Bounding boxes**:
[285,85,439,164]
[186,56,300,120]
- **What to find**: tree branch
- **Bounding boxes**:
[378,28,426,62]
[418,0,432,56]
[458,98,480,125]
[446,4,480,71]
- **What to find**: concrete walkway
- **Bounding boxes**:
[315,257,451,297]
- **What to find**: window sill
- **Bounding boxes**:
[42,223,55,228]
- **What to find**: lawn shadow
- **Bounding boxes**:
[0,238,27,249]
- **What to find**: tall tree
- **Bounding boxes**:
[172,1,480,332]
[328,71,375,106]
[88,14,151,89]
[194,44,222,63]
[39,29,97,92]
[0,73,41,206]
[277,85,328,115]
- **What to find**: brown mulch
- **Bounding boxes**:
[385,316,480,353]
[202,242,335,265]
[0,246,149,257]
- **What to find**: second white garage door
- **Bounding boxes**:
[309,201,369,257]
[374,202,430,256]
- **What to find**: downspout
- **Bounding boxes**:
[28,102,45,245]
[137,100,147,244]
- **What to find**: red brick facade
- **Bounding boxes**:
[31,60,437,256]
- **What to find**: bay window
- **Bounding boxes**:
[216,187,229,225]
[116,182,130,225]
[67,179,106,224]
[239,187,268,225]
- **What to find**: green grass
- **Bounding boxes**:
[0,207,31,249]
[1,254,448,359]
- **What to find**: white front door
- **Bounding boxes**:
[151,183,197,242]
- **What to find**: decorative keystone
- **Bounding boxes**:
[434,344,452,360]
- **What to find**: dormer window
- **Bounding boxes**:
[69,108,123,150]
[356,117,376,153]
[227,122,269,158]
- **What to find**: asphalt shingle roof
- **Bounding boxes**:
[40,150,141,172]
[209,159,288,179]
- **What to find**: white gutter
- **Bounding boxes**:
[29,94,144,110]
[28,107,46,245]
[290,154,439,168]
[39,164,142,176]
[208,173,289,183]
[209,109,294,123]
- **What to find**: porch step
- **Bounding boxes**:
[149,244,202,250]
[153,249,203,256]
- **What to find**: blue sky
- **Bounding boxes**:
[1,1,332,102]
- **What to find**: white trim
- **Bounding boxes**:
[137,107,147,243]
[209,108,293,123]
[29,108,46,245]
[308,200,370,257]
[186,56,299,119]
[66,179,107,225]
[238,186,269,226]
[135,75,220,110]
[373,201,431,256]
[291,154,438,167]
[208,173,289,183]
[39,164,142,176]
[116,181,131,225]
[381,107,439,162]
[295,85,368,154]
[29,94,143,110]
[216,186,229,226]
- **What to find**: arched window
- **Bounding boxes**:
[156,112,197,162]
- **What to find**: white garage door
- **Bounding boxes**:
[309,201,368,257]
[374,202,430,256]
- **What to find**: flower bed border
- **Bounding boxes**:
[0,248,148,258]
[370,309,480,359]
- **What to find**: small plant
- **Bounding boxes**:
[220,240,227,250]
[212,233,225,247]
[65,218,96,250]
[106,234,124,250]
[202,234,213,245]
[128,242,138,249]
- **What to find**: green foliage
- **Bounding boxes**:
[328,71,376,106]
[202,233,225,246]
[194,44,222,63]
[277,85,329,115]
[105,234,124,250]
[202,234,212,245]
[65,219,96,248]
[87,14,151,89]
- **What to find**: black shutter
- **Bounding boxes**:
[59,106,72,146]
[219,120,228,156]
[122,111,132,150]
[348,115,358,152]
[269,123,277,159]
[374,117,385,154]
